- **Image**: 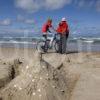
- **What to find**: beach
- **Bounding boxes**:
[0,0,100,99]
[0,47,100,100]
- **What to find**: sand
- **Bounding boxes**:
[0,47,100,100]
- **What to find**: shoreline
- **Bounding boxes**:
[0,41,100,52]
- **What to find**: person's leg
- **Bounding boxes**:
[42,34,48,51]
[43,34,47,40]
[62,34,67,54]
[59,34,62,53]
[58,33,62,53]
[66,33,69,49]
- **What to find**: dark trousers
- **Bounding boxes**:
[42,34,48,50]
[59,33,69,54]
[43,34,47,40]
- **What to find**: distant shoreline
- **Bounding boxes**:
[0,42,100,52]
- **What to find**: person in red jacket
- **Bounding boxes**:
[42,18,53,40]
[56,17,69,54]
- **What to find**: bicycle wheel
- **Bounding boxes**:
[36,41,45,53]
[36,41,49,53]
[54,40,60,53]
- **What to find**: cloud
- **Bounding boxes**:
[77,0,85,7]
[16,15,35,24]
[0,27,40,35]
[74,0,93,7]
[45,0,72,10]
[15,0,40,12]
[0,19,11,26]
[24,19,35,24]
[17,15,25,22]
[73,0,100,12]
[15,0,100,13]
[15,0,72,12]
[96,0,100,12]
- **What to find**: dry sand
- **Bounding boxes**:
[0,47,100,100]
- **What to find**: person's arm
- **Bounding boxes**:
[46,25,51,33]
[47,28,51,33]
[47,25,56,33]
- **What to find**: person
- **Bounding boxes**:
[41,18,54,51]
[56,17,69,54]
[42,18,53,40]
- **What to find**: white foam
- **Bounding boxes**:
[83,40,94,43]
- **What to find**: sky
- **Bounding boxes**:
[0,0,100,36]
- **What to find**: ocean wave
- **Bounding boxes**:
[0,36,100,44]
[0,41,36,45]
[83,40,94,43]
[71,37,100,44]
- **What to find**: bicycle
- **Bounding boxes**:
[36,33,60,53]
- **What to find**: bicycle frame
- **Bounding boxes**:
[36,33,60,53]
[46,33,58,48]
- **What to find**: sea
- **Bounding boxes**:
[0,32,100,52]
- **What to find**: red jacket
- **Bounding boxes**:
[42,22,52,33]
[57,21,69,34]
